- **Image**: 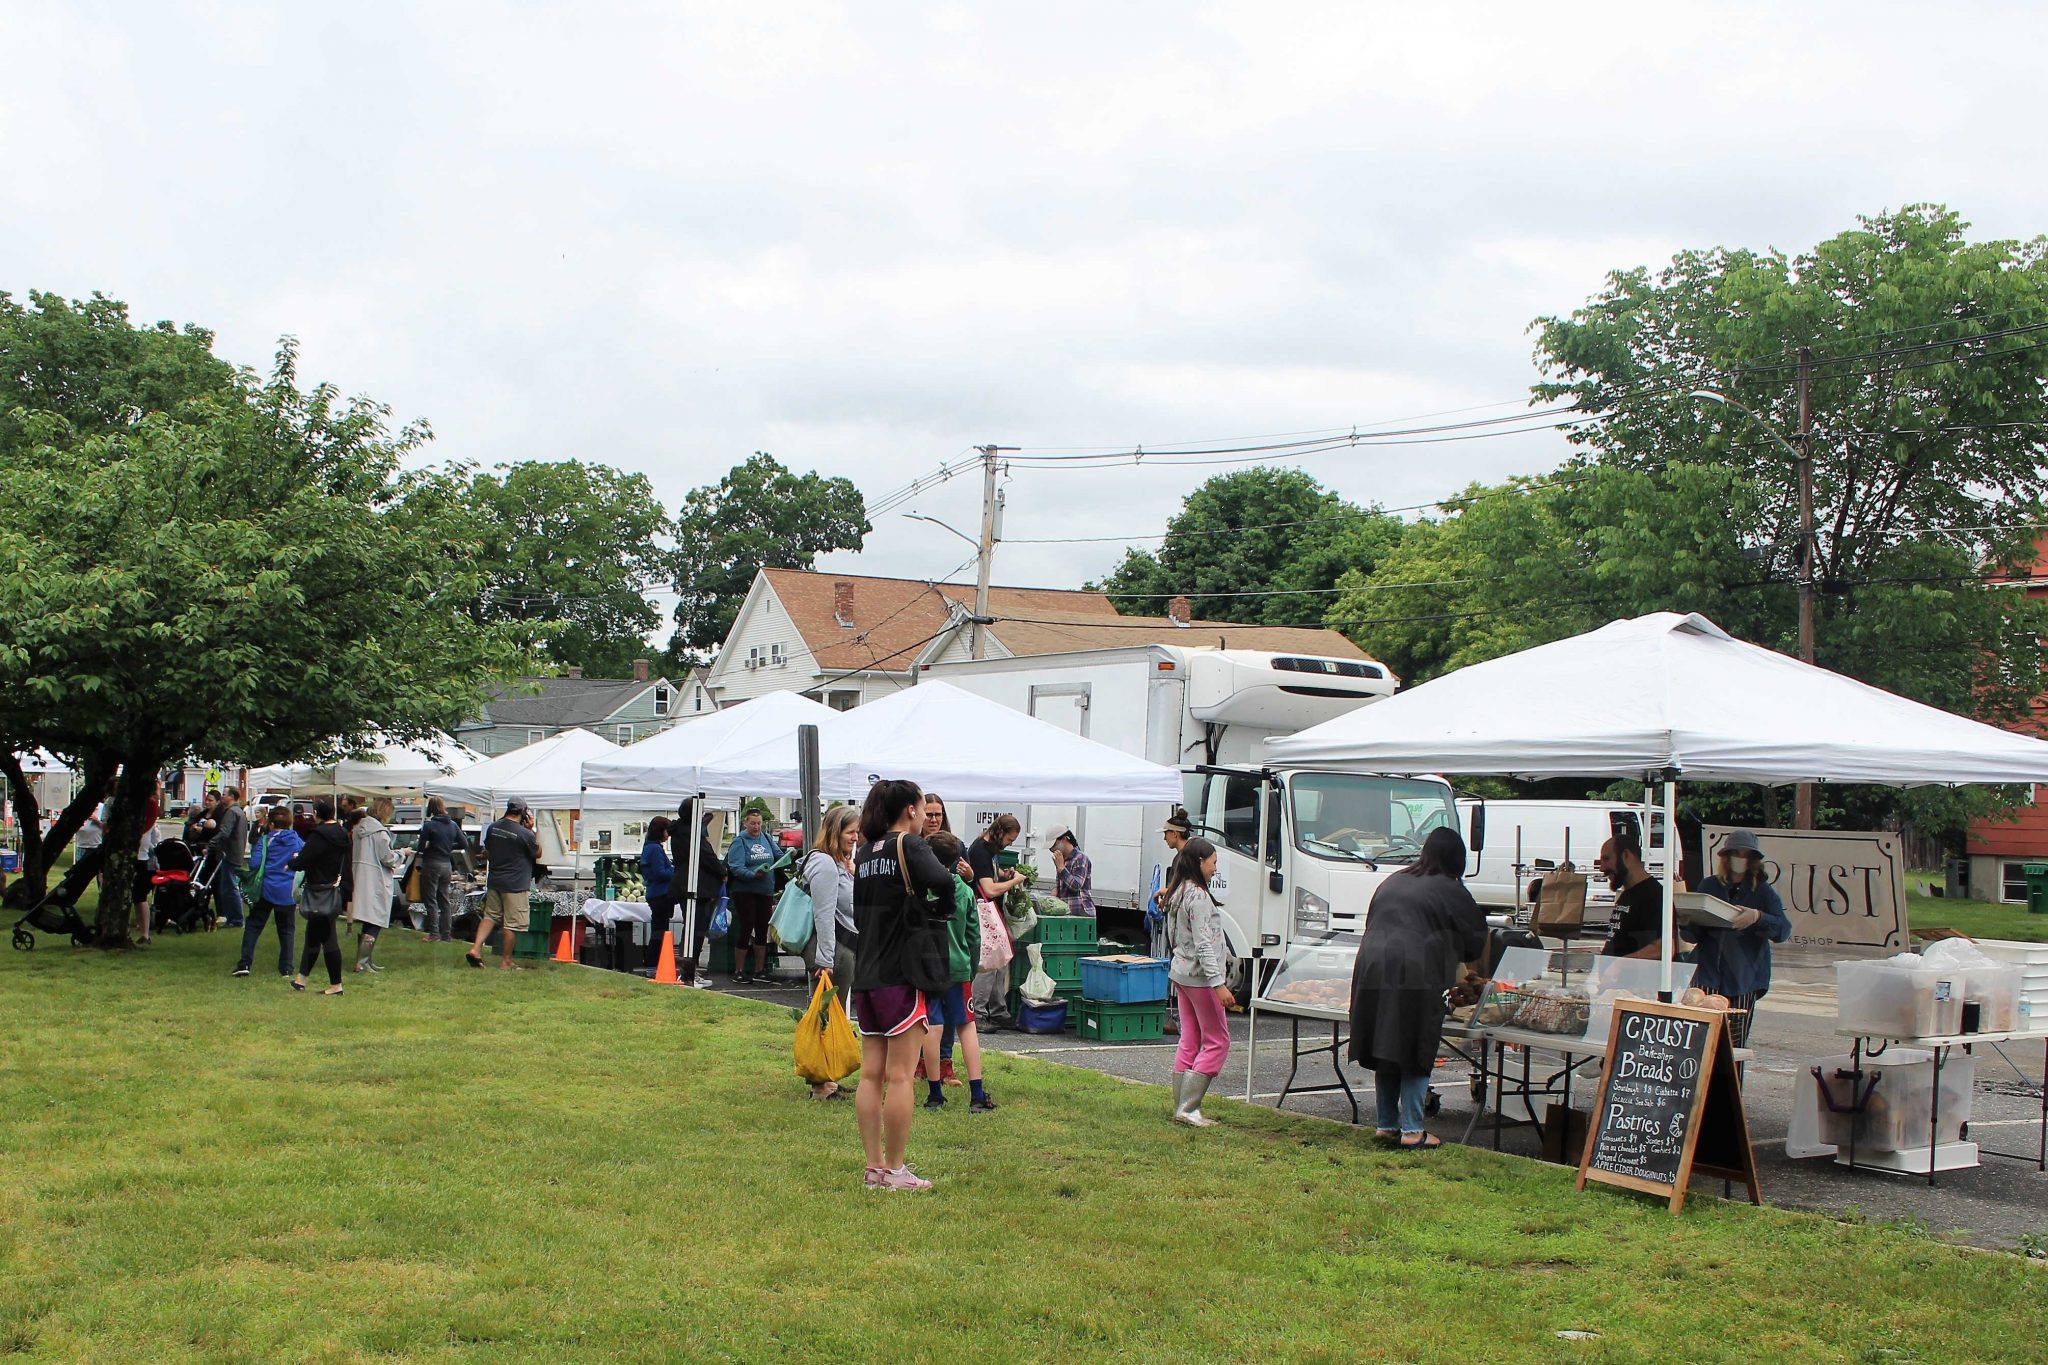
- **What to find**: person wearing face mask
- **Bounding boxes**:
[1686,830,1789,1048]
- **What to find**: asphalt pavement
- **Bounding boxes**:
[712,965,2048,1253]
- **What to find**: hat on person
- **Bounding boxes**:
[1161,809,1193,837]
[505,797,529,816]
[1046,825,1077,847]
[1721,830,1762,855]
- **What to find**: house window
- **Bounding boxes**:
[770,642,785,666]
[617,725,633,745]
[828,689,859,711]
[747,646,761,669]
[2003,861,2030,903]
[653,685,671,716]
[693,691,704,712]
[527,729,545,745]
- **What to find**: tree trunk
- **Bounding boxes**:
[94,759,162,948]
[0,752,118,909]
[1760,786,1782,831]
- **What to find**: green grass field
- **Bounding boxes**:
[1908,871,2048,943]
[2,927,2045,1363]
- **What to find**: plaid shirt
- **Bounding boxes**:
[1056,849,1095,917]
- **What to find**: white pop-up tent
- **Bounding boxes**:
[704,680,1187,806]
[1263,611,2048,993]
[248,733,485,798]
[423,728,657,813]
[578,690,843,798]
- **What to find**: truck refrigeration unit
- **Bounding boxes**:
[920,644,1480,989]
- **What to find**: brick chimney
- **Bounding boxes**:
[1166,594,1192,626]
[565,665,583,679]
[633,658,650,682]
[833,580,855,628]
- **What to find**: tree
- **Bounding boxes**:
[466,460,671,678]
[667,453,868,664]
[0,290,239,900]
[0,337,530,940]
[1096,469,1403,625]
[1531,204,2048,725]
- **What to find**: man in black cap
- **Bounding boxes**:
[469,797,541,970]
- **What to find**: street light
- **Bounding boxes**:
[1686,383,1818,829]
[901,511,979,551]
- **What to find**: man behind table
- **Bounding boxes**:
[1597,833,1667,960]
[469,798,541,971]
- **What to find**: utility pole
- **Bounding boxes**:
[971,444,1016,660]
[1795,345,1816,831]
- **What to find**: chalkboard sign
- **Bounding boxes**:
[1576,1000,1760,1213]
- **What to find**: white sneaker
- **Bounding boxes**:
[875,1165,933,1192]
[687,977,711,989]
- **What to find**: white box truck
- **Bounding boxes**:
[919,645,1478,987]
[1457,798,1668,922]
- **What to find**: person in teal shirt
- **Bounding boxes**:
[724,808,783,984]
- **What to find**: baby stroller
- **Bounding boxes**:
[152,838,220,935]
[10,843,110,950]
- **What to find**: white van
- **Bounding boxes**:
[1459,799,1667,920]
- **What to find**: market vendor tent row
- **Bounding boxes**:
[1262,610,2048,996]
[246,734,487,798]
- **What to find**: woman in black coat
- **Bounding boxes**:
[1347,827,1487,1148]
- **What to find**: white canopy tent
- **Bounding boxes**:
[702,680,1188,806]
[422,728,659,813]
[578,690,843,798]
[1263,611,2048,994]
[247,733,485,798]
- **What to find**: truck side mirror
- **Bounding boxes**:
[1468,802,1486,853]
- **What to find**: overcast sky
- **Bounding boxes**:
[6,1,2044,620]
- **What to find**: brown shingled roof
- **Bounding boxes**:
[759,568,1362,670]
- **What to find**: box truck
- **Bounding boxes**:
[919,645,1477,988]
[1457,798,1667,922]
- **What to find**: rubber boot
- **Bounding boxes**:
[1174,1072,1217,1128]
[1169,1070,1187,1119]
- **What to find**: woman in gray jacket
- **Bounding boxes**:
[1165,836,1232,1128]
[349,796,400,972]
[803,806,861,1100]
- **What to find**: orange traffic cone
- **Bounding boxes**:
[552,920,576,964]
[652,930,679,984]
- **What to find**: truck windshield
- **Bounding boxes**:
[1289,775,1458,864]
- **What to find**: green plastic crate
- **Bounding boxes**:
[1077,998,1165,1042]
[1035,914,1099,948]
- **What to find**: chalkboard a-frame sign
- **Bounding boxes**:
[1575,1000,1762,1213]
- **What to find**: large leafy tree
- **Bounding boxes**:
[0,290,240,892]
[1097,468,1403,625]
[0,336,529,939]
[667,453,868,664]
[1531,204,2048,724]
[466,460,671,678]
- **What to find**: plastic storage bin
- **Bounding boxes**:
[1080,954,1170,1003]
[1836,960,1965,1038]
[1078,998,1166,1042]
[1810,1048,1975,1153]
[1032,944,1089,988]
[1965,940,2048,1032]
[1962,964,2024,1033]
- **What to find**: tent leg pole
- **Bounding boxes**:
[1659,779,1677,1002]
[682,793,704,978]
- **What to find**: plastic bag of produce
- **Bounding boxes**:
[1004,899,1039,942]
[793,970,862,1084]
[1020,943,1057,1005]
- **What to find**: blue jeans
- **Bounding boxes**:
[214,870,244,926]
[1373,1066,1431,1135]
[236,899,297,975]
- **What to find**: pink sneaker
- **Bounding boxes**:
[875,1165,933,1192]
[862,1166,888,1189]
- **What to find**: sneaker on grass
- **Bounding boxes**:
[875,1166,932,1192]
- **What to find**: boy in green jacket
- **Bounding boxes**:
[921,832,995,1112]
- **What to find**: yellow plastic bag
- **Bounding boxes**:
[794,970,863,1084]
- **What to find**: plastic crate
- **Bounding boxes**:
[1078,998,1166,1042]
[1080,954,1170,1004]
[1035,914,1099,947]
[1041,946,1088,987]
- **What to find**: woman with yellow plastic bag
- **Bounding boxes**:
[795,968,863,1096]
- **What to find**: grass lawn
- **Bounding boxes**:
[1908,871,2048,943]
[2,930,2045,1363]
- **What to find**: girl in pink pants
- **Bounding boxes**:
[1162,837,1232,1127]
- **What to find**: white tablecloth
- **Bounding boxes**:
[580,897,652,927]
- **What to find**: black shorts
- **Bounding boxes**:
[729,891,773,950]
